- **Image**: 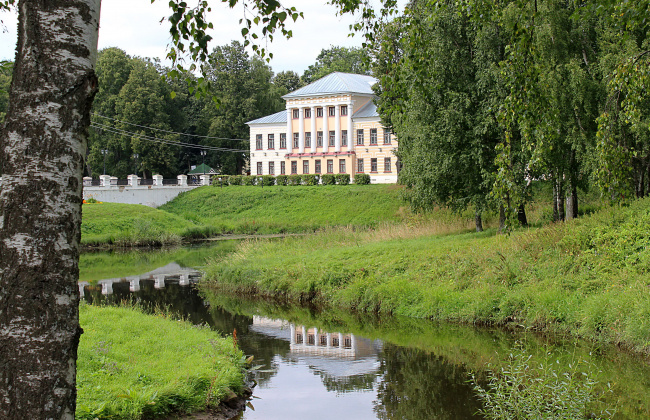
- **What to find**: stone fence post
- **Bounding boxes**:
[153,174,163,186]
[200,174,211,186]
[100,174,111,187]
[127,174,140,187]
[177,174,188,187]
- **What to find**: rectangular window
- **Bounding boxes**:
[291,161,297,174]
[304,108,311,118]
[357,129,364,145]
[383,129,391,144]
[327,159,334,173]
[357,158,364,173]
[280,161,286,175]
[329,130,335,147]
[370,128,378,145]
[267,134,274,149]
[315,160,321,174]
[371,158,378,172]
[280,133,287,149]
[256,162,262,175]
[317,131,323,147]
[339,159,346,174]
[341,130,348,147]
[384,157,391,172]
[340,105,348,116]
[303,161,309,174]
[316,107,323,117]
[292,109,299,119]
[269,161,275,175]
[293,133,299,149]
[305,132,311,148]
[255,134,263,150]
[328,106,335,117]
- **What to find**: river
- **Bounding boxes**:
[80,244,650,419]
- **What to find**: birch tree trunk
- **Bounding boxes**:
[0,1,100,418]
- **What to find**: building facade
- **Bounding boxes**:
[247,72,398,183]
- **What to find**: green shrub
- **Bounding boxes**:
[303,174,319,186]
[354,173,371,185]
[242,176,255,186]
[229,175,242,186]
[288,174,302,186]
[321,174,335,185]
[335,174,350,185]
[276,174,288,186]
[212,175,230,186]
[261,175,276,186]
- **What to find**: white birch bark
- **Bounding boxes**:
[0,1,100,418]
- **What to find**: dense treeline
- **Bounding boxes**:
[372,0,650,230]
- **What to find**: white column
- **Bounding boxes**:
[335,105,341,152]
[322,105,329,153]
[310,106,317,153]
[326,333,332,348]
[286,108,293,150]
[298,107,305,153]
[313,328,318,346]
[338,333,343,348]
[302,326,307,346]
[348,102,354,152]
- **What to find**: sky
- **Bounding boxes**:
[0,1,401,76]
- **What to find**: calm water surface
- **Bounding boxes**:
[80,246,650,420]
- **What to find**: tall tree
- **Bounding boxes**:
[302,46,371,83]
[273,70,303,94]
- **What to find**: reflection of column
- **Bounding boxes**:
[302,326,307,346]
[326,333,332,348]
[101,282,113,295]
[338,333,343,348]
[298,108,305,153]
[323,106,329,153]
[310,106,317,153]
[313,328,318,346]
[351,335,357,353]
[179,274,189,286]
[78,282,87,298]
[129,277,140,292]
[154,274,165,289]
[335,105,341,152]
[290,324,296,345]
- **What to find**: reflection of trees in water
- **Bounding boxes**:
[317,371,378,394]
[374,344,483,420]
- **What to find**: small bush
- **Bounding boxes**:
[321,174,335,185]
[212,175,230,186]
[335,174,350,185]
[242,176,255,186]
[354,173,371,185]
[276,174,288,186]
[261,175,276,186]
[303,174,319,186]
[229,175,242,185]
[288,174,302,186]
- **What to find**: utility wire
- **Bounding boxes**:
[91,113,250,142]
[90,122,249,153]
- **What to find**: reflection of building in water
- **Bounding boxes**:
[251,316,383,392]
[78,262,200,297]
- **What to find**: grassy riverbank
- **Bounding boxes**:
[76,304,246,419]
[203,197,650,355]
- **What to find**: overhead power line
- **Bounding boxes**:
[91,113,250,142]
[90,122,249,153]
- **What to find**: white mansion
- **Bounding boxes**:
[247,72,398,183]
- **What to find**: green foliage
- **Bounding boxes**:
[287,174,302,186]
[261,175,276,186]
[301,46,371,84]
[76,304,245,419]
[0,60,12,124]
[354,173,371,185]
[229,175,242,185]
[472,346,615,419]
[241,175,255,186]
[302,174,319,186]
[273,70,303,94]
[212,175,229,186]
[335,174,350,185]
[275,174,288,186]
[321,174,335,185]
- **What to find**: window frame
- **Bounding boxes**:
[280,133,287,149]
[293,133,299,149]
[356,129,364,145]
[328,130,335,147]
[315,159,321,174]
[269,161,275,175]
[371,158,378,173]
[328,106,335,117]
[370,128,378,145]
[256,161,263,175]
[357,158,364,173]
[304,108,311,118]
[305,132,311,148]
[326,159,334,174]
[303,160,309,174]
[341,130,348,147]
[340,105,348,116]
[267,133,275,150]
[316,107,323,117]
[292,109,299,119]
[383,128,392,145]
[291,161,298,174]
[384,157,391,172]
[317,131,323,147]
[339,159,346,174]
[280,161,286,175]
[255,134,263,150]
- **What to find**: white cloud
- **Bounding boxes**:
[1,1,394,75]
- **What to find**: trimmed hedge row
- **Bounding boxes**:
[211,173,366,187]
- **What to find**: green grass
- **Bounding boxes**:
[203,197,650,355]
[159,184,410,234]
[76,304,245,419]
[81,203,196,246]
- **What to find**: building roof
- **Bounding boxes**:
[187,163,216,175]
[283,72,377,99]
[353,100,379,119]
[247,110,287,125]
